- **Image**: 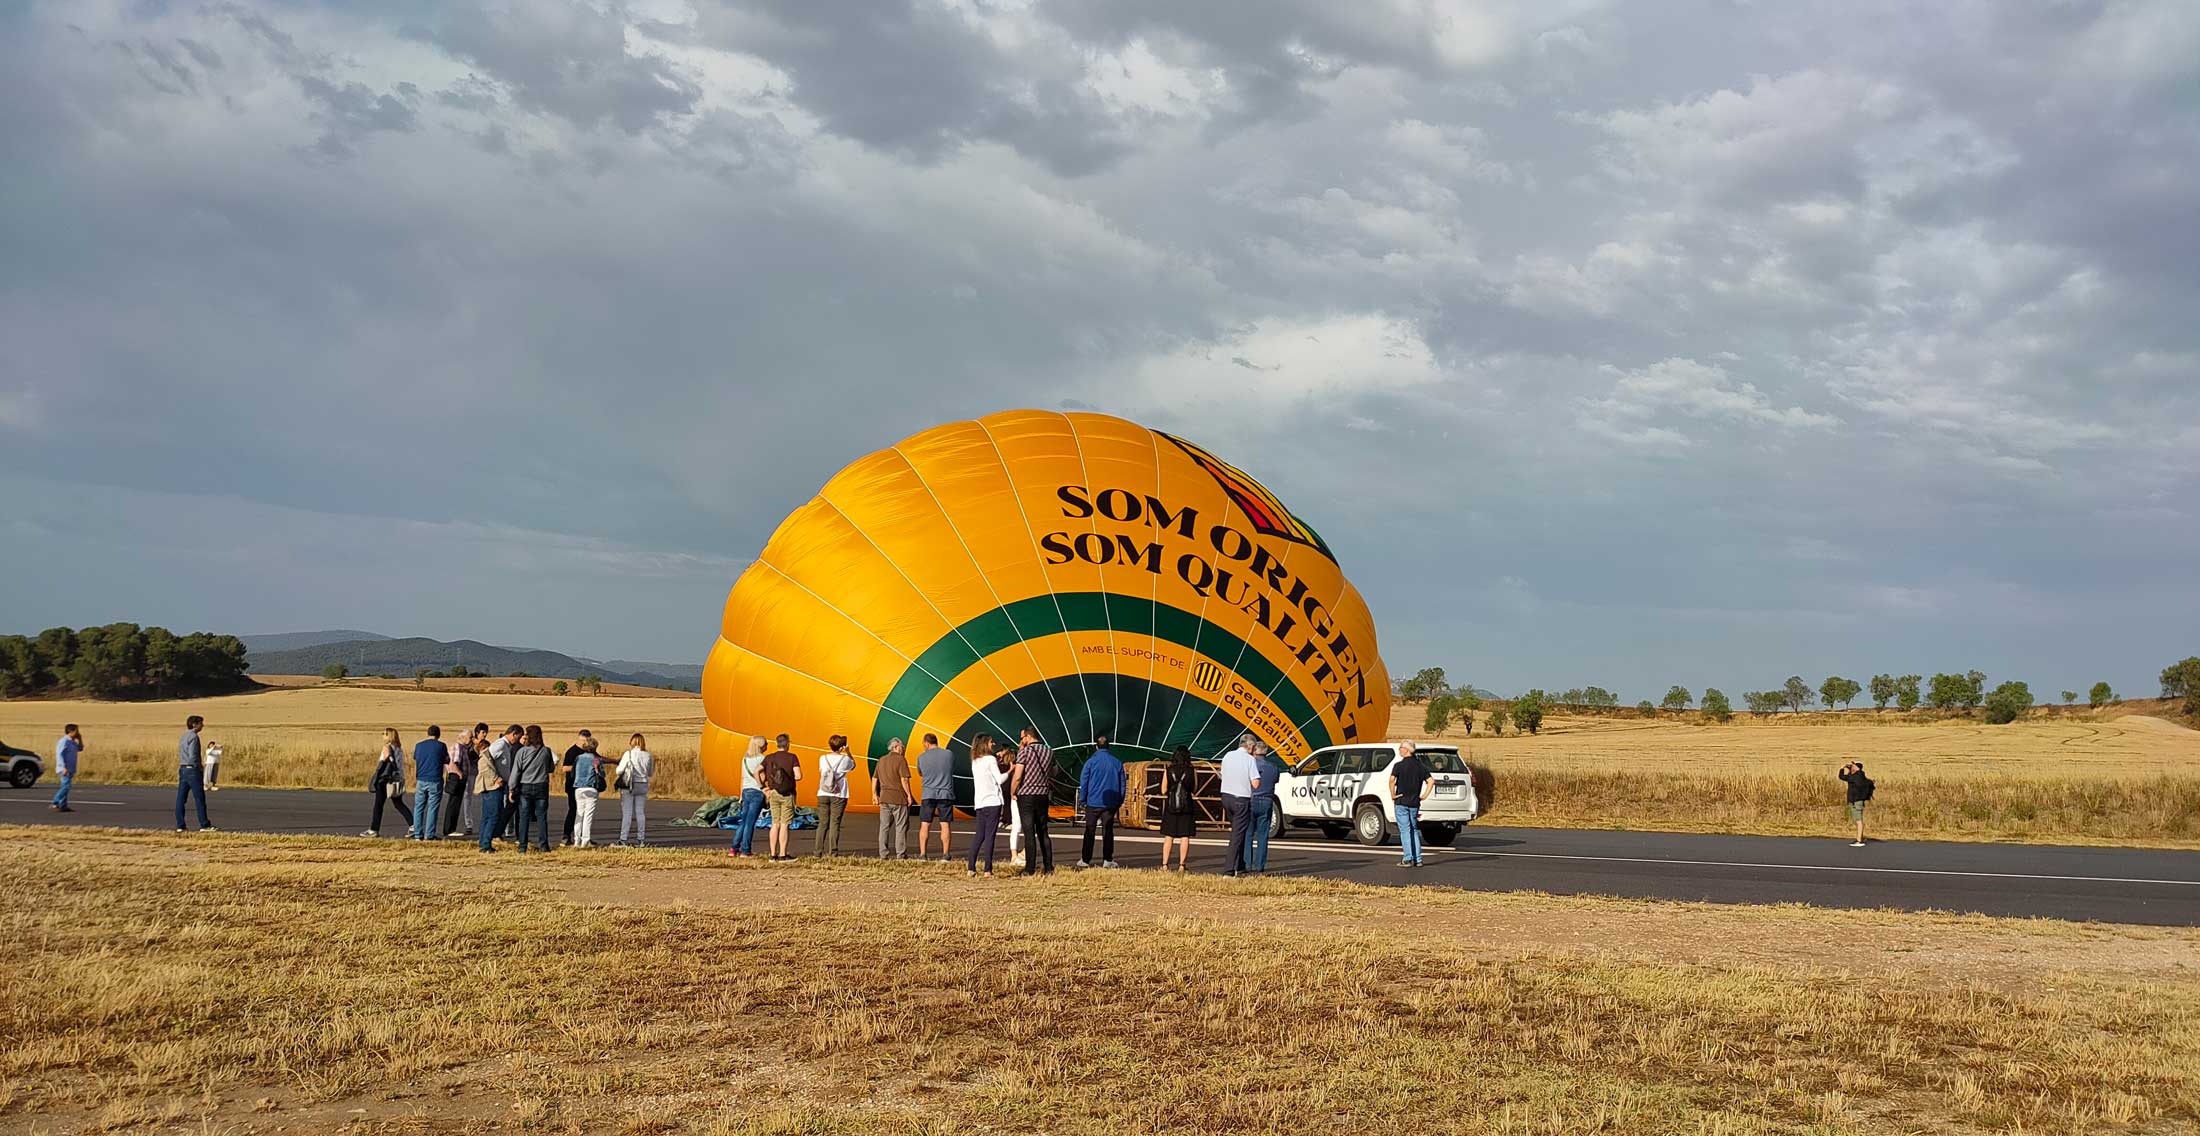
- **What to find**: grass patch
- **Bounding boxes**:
[1490,769,2200,846]
[2,828,2196,1134]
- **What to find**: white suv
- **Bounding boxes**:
[2,739,43,788]
[1274,742,1481,847]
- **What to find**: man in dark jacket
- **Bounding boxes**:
[1076,733,1126,869]
[1248,741,1284,873]
[510,726,557,853]
[1839,761,1874,847]
[493,725,524,838]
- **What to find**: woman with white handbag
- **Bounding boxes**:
[614,733,654,847]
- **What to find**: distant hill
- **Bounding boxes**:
[599,659,705,682]
[246,637,699,691]
[239,630,394,653]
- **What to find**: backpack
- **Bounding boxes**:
[1166,768,1194,815]
[767,757,795,796]
[1859,775,1875,801]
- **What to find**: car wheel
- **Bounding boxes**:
[1319,822,1350,841]
[1353,800,1389,846]
[1420,823,1460,848]
[1267,806,1286,842]
[10,764,37,789]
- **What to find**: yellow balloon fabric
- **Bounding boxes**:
[701,410,1390,809]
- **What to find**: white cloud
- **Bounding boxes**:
[1383,118,1513,182]
[0,387,38,432]
[1587,69,1910,194]
[1082,38,1225,120]
[1580,357,1839,440]
[1125,314,1443,411]
[5,0,2195,694]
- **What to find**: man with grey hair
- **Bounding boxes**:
[1217,732,1263,877]
[874,736,913,860]
[1388,740,1432,868]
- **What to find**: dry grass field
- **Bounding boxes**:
[1437,707,2198,779]
[253,674,696,698]
[2,827,2196,1136]
[1445,708,2200,846]
[0,682,716,800]
[5,688,2194,845]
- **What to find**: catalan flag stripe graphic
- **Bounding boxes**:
[1160,433,1330,557]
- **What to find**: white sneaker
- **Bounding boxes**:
[1849,841,1866,847]
[1075,860,1092,869]
[362,830,378,838]
[1102,860,1120,868]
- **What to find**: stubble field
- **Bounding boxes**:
[1437,707,2200,845]
[4,685,2194,845]
[0,682,713,798]
[2,827,2196,1135]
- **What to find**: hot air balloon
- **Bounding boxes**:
[700,409,1389,810]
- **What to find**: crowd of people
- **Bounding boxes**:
[718,727,1293,876]
[368,722,657,851]
[44,716,1883,859]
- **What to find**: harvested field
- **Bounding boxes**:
[1446,709,2200,846]
[0,684,714,799]
[252,674,696,698]
[1442,707,2198,780]
[6,690,2195,845]
[2,827,2196,1135]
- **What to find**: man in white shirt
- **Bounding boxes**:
[1217,734,1263,877]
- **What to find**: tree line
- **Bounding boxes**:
[0,624,251,700]
[322,663,614,694]
[1390,655,2197,735]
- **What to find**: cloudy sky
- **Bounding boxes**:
[4,0,2195,701]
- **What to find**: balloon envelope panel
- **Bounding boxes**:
[703,410,1389,808]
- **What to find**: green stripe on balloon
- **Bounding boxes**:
[866,592,1334,760]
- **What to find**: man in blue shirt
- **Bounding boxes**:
[1217,734,1263,877]
[1248,740,1283,873]
[1076,733,1126,869]
[51,724,83,812]
[411,725,450,841]
[175,714,211,832]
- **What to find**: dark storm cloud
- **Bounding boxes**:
[693,0,1129,174]
[404,0,701,132]
[2,0,2193,686]
[296,74,420,156]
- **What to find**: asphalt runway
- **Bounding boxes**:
[11,783,2198,925]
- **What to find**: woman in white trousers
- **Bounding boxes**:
[616,733,655,847]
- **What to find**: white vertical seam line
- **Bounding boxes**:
[974,417,1096,738]
[1154,434,1255,756]
[886,443,1075,746]
[1059,411,1119,741]
[816,494,1044,748]
[754,557,1011,743]
[715,639,970,748]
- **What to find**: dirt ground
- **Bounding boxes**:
[7,829,2198,1136]
[553,863,2200,996]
